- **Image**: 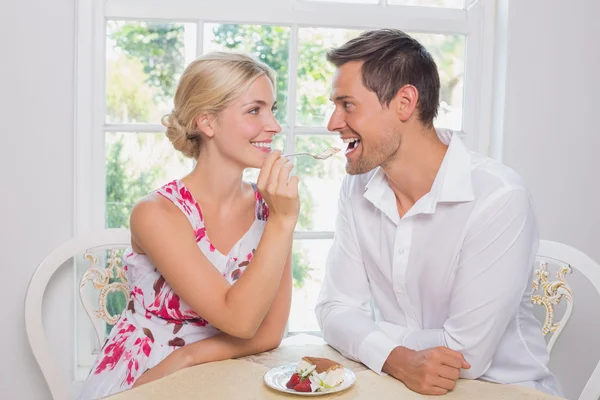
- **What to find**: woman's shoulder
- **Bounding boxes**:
[130,192,182,228]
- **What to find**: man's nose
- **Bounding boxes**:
[327,107,346,132]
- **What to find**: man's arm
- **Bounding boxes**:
[315,177,400,374]
[381,188,539,380]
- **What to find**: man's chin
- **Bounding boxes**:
[345,161,376,175]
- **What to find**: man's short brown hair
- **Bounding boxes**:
[327,29,440,127]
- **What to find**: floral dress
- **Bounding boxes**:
[77,179,269,399]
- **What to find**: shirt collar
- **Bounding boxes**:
[432,128,475,204]
[363,129,474,221]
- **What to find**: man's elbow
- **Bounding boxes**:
[444,335,492,380]
[459,356,492,380]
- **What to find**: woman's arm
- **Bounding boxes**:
[131,151,299,339]
[132,250,293,388]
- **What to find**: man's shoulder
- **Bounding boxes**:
[469,152,529,198]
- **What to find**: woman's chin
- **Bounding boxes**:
[244,158,265,170]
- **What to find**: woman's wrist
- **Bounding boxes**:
[266,215,297,232]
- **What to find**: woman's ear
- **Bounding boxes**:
[394,85,419,122]
[195,114,216,138]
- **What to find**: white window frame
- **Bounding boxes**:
[73,0,499,386]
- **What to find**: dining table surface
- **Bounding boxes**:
[106,333,565,400]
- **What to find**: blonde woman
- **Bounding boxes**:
[77,52,299,399]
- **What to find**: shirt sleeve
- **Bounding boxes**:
[315,176,398,374]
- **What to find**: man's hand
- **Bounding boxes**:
[383,346,470,395]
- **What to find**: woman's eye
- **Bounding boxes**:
[248,108,259,115]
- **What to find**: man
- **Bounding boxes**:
[315,29,561,396]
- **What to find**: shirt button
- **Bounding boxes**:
[398,248,405,254]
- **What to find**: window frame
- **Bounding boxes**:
[73,0,499,385]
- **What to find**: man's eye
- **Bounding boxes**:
[343,102,352,110]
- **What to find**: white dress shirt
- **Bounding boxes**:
[315,130,561,396]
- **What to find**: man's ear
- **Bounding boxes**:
[195,114,216,138]
[394,85,419,122]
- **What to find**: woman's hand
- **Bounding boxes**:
[131,350,189,389]
[256,150,299,227]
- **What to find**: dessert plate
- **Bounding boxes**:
[264,363,356,396]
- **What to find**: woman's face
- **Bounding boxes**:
[207,75,281,169]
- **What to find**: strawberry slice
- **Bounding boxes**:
[286,373,301,389]
[294,378,312,392]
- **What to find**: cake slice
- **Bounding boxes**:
[284,356,345,392]
[303,357,345,390]
[301,357,343,376]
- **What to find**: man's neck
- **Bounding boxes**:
[382,127,448,217]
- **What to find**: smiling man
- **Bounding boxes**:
[315,29,561,396]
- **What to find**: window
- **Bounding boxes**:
[74,0,497,381]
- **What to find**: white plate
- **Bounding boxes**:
[263,363,356,396]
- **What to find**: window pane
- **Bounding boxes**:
[387,0,464,8]
[296,28,363,127]
[297,28,465,130]
[242,134,287,183]
[204,24,291,127]
[105,132,194,228]
[106,21,197,124]
[295,135,346,231]
[289,239,333,333]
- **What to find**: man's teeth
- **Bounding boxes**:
[251,142,271,148]
[342,138,360,144]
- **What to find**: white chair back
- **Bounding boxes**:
[25,229,130,399]
[532,240,600,400]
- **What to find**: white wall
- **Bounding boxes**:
[503,0,600,263]
[0,0,75,398]
[503,4,600,396]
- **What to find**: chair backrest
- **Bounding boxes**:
[25,228,131,400]
[531,240,600,400]
[79,240,131,346]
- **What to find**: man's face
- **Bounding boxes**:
[327,62,401,175]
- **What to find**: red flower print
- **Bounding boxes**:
[94,318,136,375]
[177,198,193,216]
[179,186,194,204]
[153,275,166,295]
[195,228,206,242]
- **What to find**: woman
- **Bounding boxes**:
[78,52,299,399]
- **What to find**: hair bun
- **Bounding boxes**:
[162,112,200,159]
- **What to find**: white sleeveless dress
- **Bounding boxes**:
[77,179,269,399]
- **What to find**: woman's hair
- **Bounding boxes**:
[162,52,276,159]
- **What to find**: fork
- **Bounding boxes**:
[282,147,341,160]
